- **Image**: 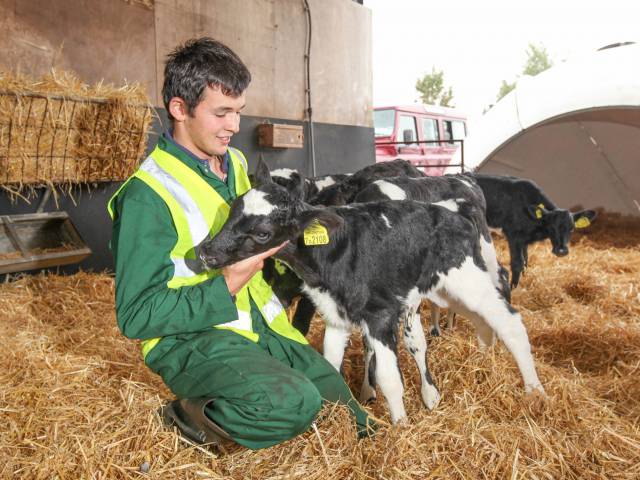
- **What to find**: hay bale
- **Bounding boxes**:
[1,214,639,479]
[0,70,152,188]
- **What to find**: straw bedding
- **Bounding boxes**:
[1,214,639,479]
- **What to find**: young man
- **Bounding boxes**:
[108,37,374,450]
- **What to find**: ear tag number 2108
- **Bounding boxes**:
[303,221,330,246]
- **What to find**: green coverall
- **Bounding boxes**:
[110,135,372,449]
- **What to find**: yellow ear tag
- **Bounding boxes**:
[575,217,591,229]
[535,203,545,220]
[303,220,330,246]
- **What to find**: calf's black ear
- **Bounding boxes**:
[290,171,306,203]
[254,154,273,186]
[573,209,597,229]
[527,203,548,220]
[297,208,344,233]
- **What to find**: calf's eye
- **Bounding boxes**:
[254,232,271,243]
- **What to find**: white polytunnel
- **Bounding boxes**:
[455,42,640,216]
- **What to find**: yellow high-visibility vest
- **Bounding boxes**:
[108,145,307,359]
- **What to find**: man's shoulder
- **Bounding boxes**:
[116,177,167,209]
[228,147,248,172]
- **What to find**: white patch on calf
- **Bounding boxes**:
[374,180,406,200]
[323,326,351,371]
[403,287,422,313]
[270,168,296,179]
[456,177,474,189]
[480,236,501,288]
[242,189,276,216]
[381,214,392,229]
[314,177,336,192]
[431,199,460,212]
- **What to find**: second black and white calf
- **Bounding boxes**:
[199,161,545,423]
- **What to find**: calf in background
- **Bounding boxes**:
[470,173,597,288]
[270,168,350,200]
[309,159,424,206]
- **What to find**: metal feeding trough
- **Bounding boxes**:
[0,211,91,274]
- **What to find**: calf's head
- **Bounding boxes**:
[528,204,597,256]
[199,159,342,269]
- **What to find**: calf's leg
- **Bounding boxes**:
[363,324,407,424]
[323,324,350,372]
[359,335,377,403]
[439,257,544,394]
[404,313,440,410]
[429,304,442,336]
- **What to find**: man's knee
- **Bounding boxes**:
[267,375,323,434]
[222,375,323,449]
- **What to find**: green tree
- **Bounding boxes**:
[523,43,553,76]
[497,80,516,100]
[415,67,454,106]
[495,43,553,102]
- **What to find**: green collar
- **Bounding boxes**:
[157,135,235,192]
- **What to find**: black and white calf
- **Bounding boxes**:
[309,159,424,206]
[271,160,425,333]
[470,173,597,288]
[199,160,544,424]
[270,168,350,201]
[354,174,511,338]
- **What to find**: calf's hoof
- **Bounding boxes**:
[391,415,408,425]
[429,326,441,337]
[422,383,441,410]
[525,383,546,397]
[359,385,377,405]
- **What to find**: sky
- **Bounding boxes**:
[363,0,638,125]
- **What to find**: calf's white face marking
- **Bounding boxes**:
[375,180,406,200]
[242,189,276,216]
[314,177,336,191]
[381,214,392,229]
[270,168,296,179]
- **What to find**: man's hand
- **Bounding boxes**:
[222,242,288,296]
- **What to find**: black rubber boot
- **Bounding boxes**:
[160,398,234,450]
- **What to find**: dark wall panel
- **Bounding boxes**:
[1,108,373,277]
[154,108,375,176]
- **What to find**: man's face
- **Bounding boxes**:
[179,86,246,158]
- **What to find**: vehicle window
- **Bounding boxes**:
[397,115,417,145]
[421,118,439,148]
[452,120,466,140]
[374,109,395,137]
[443,120,466,144]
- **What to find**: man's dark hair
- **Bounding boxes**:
[162,37,251,121]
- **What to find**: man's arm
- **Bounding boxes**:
[111,180,239,340]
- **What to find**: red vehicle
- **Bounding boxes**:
[374,105,467,175]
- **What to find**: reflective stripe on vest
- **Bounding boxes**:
[108,145,307,359]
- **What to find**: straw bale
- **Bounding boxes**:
[0,69,153,188]
[1,213,639,479]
